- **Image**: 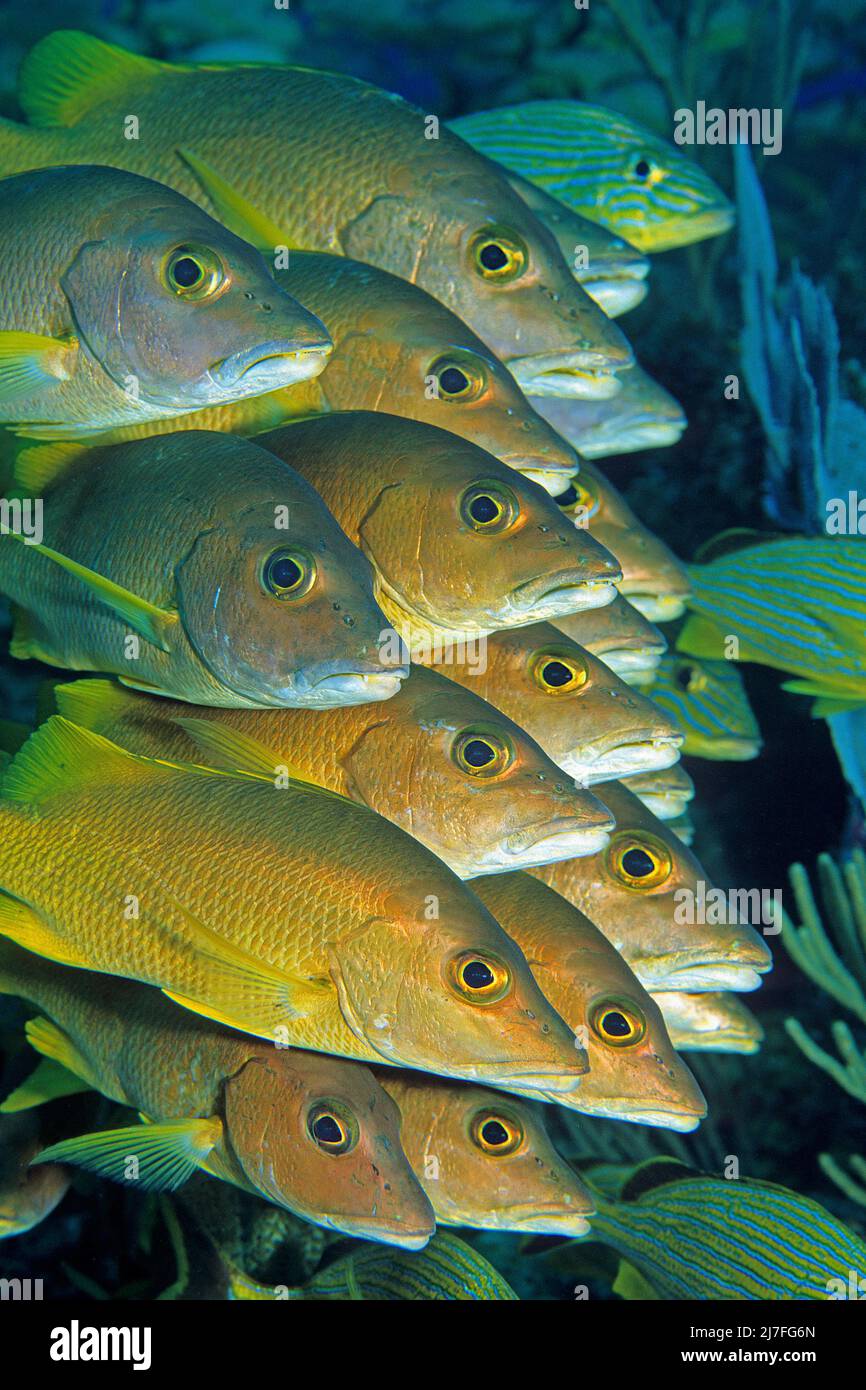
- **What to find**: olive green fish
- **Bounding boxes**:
[259,413,622,648]
[450,101,735,252]
[582,1158,866,1300]
[551,461,691,622]
[530,779,773,993]
[51,674,615,880]
[620,763,695,822]
[502,170,650,317]
[653,992,763,1054]
[422,621,682,784]
[646,654,762,760]
[531,365,687,459]
[13,250,581,498]
[0,430,407,708]
[0,941,435,1248]
[0,716,586,1095]
[0,165,331,440]
[553,596,667,686]
[679,533,866,716]
[472,872,707,1130]
[378,1072,594,1235]
[0,31,635,401]
[229,1230,518,1300]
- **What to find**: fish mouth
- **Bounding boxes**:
[499,456,578,496]
[697,736,763,761]
[626,592,689,623]
[501,819,614,865]
[210,339,332,395]
[638,204,735,252]
[578,418,687,458]
[496,1206,594,1235]
[597,647,666,682]
[561,732,683,784]
[337,1219,434,1251]
[580,276,649,319]
[510,571,622,621]
[636,956,770,994]
[294,666,409,708]
[511,353,631,400]
[474,1062,586,1093]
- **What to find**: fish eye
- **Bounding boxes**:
[459,481,518,534]
[553,474,598,521]
[429,355,485,402]
[674,660,706,693]
[590,998,646,1048]
[469,227,528,282]
[163,243,226,300]
[307,1101,358,1155]
[607,831,673,889]
[470,1111,524,1156]
[530,648,588,694]
[452,728,514,777]
[261,548,316,600]
[448,951,512,1004]
[634,159,652,179]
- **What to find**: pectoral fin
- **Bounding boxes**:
[612,1259,660,1300]
[0,1056,91,1113]
[2,532,179,652]
[0,890,90,970]
[32,1117,224,1191]
[177,148,298,251]
[0,332,75,402]
[23,1016,102,1091]
[676,613,735,661]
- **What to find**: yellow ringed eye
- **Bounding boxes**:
[469,228,528,282]
[163,244,225,300]
[529,649,588,694]
[261,548,316,599]
[307,1103,357,1155]
[452,729,513,777]
[606,832,673,889]
[590,999,646,1048]
[459,481,518,533]
[429,356,485,402]
[448,951,511,1004]
[470,1111,524,1155]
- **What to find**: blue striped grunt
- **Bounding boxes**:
[449,102,734,252]
[646,654,762,760]
[679,534,866,716]
[228,1230,518,1300]
[583,1158,866,1300]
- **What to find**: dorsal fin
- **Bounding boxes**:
[620,1156,696,1203]
[18,31,169,129]
[0,715,173,803]
[692,527,786,565]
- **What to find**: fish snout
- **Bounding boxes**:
[567,725,683,784]
[510,348,633,401]
[510,550,622,621]
[502,807,614,866]
[211,327,332,396]
[294,657,409,707]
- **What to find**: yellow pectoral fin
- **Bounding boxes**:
[32,1117,224,1191]
[0,331,75,401]
[2,532,179,652]
[676,613,735,661]
[778,680,866,717]
[612,1259,660,1301]
[174,718,285,778]
[177,148,300,251]
[0,1055,91,1112]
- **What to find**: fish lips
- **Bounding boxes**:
[510,566,623,621]
[578,417,687,458]
[501,818,613,865]
[292,662,410,708]
[633,952,772,994]
[562,731,684,784]
[209,337,332,399]
[627,592,689,623]
[581,275,650,319]
[510,351,633,400]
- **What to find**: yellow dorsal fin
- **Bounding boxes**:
[0,715,174,803]
[3,530,179,652]
[177,149,300,251]
[173,717,345,801]
[18,31,168,129]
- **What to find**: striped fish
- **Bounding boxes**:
[228,1230,517,1301]
[646,654,762,759]
[585,1159,866,1300]
[449,102,734,252]
[680,536,866,716]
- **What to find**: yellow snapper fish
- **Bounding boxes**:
[646,654,762,760]
[531,365,687,459]
[258,413,622,647]
[550,461,691,621]
[529,779,773,993]
[228,1230,518,1300]
[679,533,866,716]
[0,1107,71,1238]
[579,1158,866,1301]
[0,716,587,1096]
[501,170,650,317]
[472,872,707,1130]
[0,430,408,708]
[376,1072,594,1235]
[653,991,763,1054]
[0,944,434,1248]
[12,251,582,498]
[0,165,331,440]
[51,675,615,880]
[423,621,682,784]
[553,596,667,686]
[0,31,635,401]
[620,763,695,822]
[450,101,735,252]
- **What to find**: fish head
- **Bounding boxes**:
[340,665,614,877]
[621,763,696,821]
[460,623,682,782]
[654,991,764,1054]
[341,153,634,398]
[327,883,587,1094]
[383,1074,594,1235]
[356,432,621,633]
[174,438,408,707]
[62,188,332,411]
[223,1052,435,1249]
[550,464,691,621]
[534,782,773,992]
[553,598,668,684]
[648,656,763,760]
[532,370,687,458]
